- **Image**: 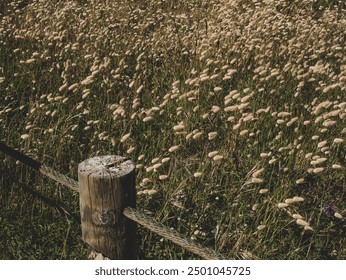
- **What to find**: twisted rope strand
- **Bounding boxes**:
[39,164,79,192]
[124,207,225,260]
[0,142,79,191]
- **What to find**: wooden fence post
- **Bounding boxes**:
[78,155,136,259]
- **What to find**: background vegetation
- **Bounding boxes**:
[0,0,345,259]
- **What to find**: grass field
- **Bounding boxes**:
[0,0,345,259]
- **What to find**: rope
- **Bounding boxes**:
[39,164,79,192]
[0,141,79,192]
[124,207,225,260]
[0,141,41,170]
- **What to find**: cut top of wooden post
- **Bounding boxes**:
[78,155,136,259]
[79,155,134,178]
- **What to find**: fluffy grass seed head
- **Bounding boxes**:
[278,203,289,208]
[334,212,343,219]
[259,188,269,194]
[120,133,131,143]
[159,175,169,180]
[168,145,179,153]
[251,178,263,184]
[292,214,303,220]
[208,151,219,158]
[257,225,266,230]
[213,155,223,161]
[20,134,30,140]
[296,219,310,227]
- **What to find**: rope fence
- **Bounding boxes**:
[0,141,227,260]
[123,207,224,260]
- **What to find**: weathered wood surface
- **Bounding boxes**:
[78,155,136,259]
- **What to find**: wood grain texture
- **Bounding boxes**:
[78,155,136,259]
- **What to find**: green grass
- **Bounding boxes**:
[0,0,345,259]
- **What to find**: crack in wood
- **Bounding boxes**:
[105,157,131,169]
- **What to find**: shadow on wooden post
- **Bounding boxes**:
[78,155,136,259]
